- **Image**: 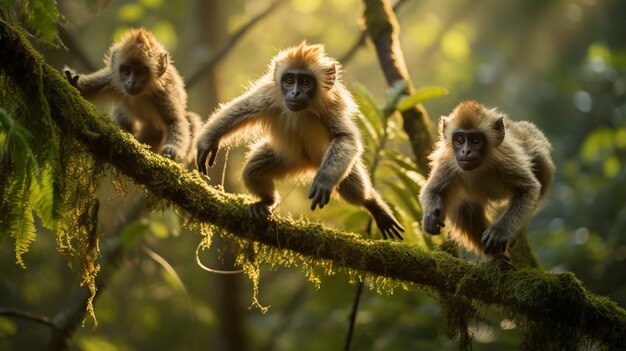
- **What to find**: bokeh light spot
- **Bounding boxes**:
[441,29,469,60]
[292,0,321,14]
[573,90,592,112]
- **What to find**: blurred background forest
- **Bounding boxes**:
[1,0,626,350]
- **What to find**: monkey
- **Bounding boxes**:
[419,101,554,265]
[196,42,404,240]
[63,28,200,165]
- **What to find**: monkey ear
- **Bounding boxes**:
[325,64,336,87]
[439,116,448,136]
[156,52,169,77]
[492,117,505,146]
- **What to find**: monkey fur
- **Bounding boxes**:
[63,28,200,165]
[196,42,404,239]
[419,101,554,264]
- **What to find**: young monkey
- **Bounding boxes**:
[63,28,200,165]
[419,101,554,265]
[196,42,404,240]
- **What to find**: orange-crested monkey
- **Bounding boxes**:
[196,42,404,239]
[419,101,555,265]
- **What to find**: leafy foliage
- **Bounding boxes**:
[1,0,64,47]
[0,12,102,323]
[351,82,445,242]
[396,86,450,112]
[0,108,39,267]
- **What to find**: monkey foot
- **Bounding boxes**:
[248,201,273,221]
[490,254,515,270]
[375,218,405,240]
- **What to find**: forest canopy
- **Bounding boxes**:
[1,1,626,350]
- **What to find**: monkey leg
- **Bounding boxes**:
[135,124,165,153]
[111,107,137,134]
[243,143,295,221]
[452,202,512,266]
[337,162,404,240]
[451,201,489,249]
[184,112,203,163]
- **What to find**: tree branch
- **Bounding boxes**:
[361,0,434,171]
[185,0,287,88]
[1,17,625,350]
[339,0,410,64]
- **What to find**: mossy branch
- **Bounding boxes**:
[1,19,625,349]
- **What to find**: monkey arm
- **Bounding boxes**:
[481,174,541,255]
[309,130,360,210]
[419,165,449,235]
[153,90,190,162]
[196,82,274,174]
[63,66,115,100]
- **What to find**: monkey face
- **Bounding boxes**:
[280,69,317,111]
[119,62,150,95]
[452,129,486,171]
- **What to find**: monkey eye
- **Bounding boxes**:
[120,67,131,75]
[471,137,482,145]
[301,79,311,87]
[285,77,295,85]
[455,136,465,144]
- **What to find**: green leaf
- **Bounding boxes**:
[120,222,149,248]
[0,109,39,266]
[29,163,60,230]
[388,167,423,198]
[396,86,449,112]
[382,80,408,116]
[352,83,383,142]
[20,0,64,47]
[381,180,422,221]
[384,150,421,173]
[12,199,36,268]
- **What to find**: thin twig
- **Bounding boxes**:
[343,281,364,350]
[344,74,400,350]
[0,308,55,328]
[185,0,287,88]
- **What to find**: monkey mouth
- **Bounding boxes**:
[125,87,143,96]
[285,101,307,112]
[457,160,480,171]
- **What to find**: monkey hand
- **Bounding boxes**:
[308,179,332,210]
[481,226,513,256]
[423,208,445,235]
[63,67,79,87]
[196,140,219,175]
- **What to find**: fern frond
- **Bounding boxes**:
[12,194,36,268]
[19,0,64,47]
[3,175,36,268]
[29,162,61,230]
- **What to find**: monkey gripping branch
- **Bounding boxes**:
[0,19,625,349]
